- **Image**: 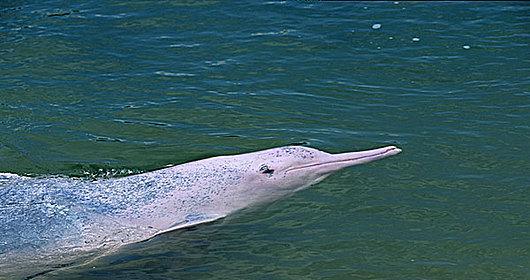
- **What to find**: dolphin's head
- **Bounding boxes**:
[173,145,401,218]
[237,145,402,200]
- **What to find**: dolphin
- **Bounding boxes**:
[0,145,401,277]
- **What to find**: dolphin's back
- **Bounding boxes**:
[0,165,229,260]
[1,175,85,255]
[0,171,179,257]
[0,158,248,278]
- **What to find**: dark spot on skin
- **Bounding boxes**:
[259,164,274,175]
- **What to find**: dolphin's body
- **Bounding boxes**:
[0,145,401,276]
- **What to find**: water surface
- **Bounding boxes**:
[1,1,529,279]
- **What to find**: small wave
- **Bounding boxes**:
[62,164,143,179]
[93,13,130,19]
[169,43,201,48]
[251,29,293,37]
[86,133,124,143]
[263,1,286,4]
[154,71,195,77]
[205,60,232,66]
[83,168,137,178]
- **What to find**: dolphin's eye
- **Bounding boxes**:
[259,164,274,175]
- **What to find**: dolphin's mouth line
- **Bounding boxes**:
[285,147,399,173]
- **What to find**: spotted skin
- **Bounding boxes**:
[0,145,401,276]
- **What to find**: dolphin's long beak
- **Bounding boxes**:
[287,146,401,174]
[330,145,401,166]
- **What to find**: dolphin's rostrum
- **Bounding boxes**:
[0,145,401,275]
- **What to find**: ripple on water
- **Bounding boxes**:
[169,43,201,48]
[154,71,196,77]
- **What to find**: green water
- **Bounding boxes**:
[1,1,529,279]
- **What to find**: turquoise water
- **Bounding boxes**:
[1,1,529,279]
